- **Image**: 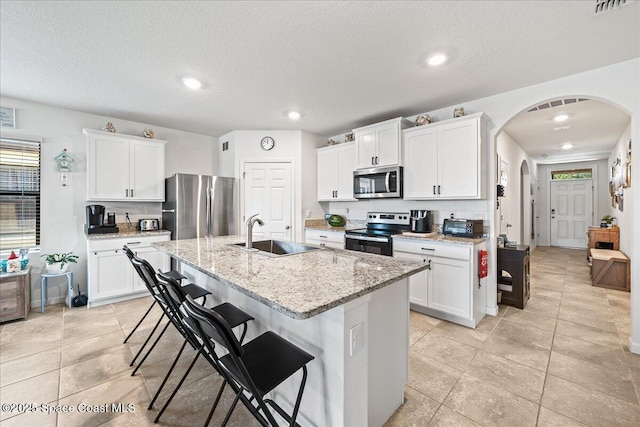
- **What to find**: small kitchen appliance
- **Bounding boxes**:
[85,204,119,234]
[139,218,160,231]
[345,212,410,256]
[353,166,402,199]
[105,212,116,226]
[409,210,433,233]
[442,218,483,238]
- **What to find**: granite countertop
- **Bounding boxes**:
[393,233,487,245]
[153,235,428,320]
[86,229,171,240]
[304,218,365,232]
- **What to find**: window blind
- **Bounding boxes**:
[0,138,41,251]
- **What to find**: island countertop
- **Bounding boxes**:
[153,235,428,319]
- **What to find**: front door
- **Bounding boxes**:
[243,162,293,241]
[550,179,592,248]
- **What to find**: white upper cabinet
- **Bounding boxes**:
[354,117,410,169]
[85,129,166,201]
[317,144,357,201]
[403,113,487,200]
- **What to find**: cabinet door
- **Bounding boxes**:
[403,128,439,199]
[0,278,23,322]
[317,148,338,200]
[438,119,479,198]
[131,246,169,292]
[375,122,400,167]
[336,144,356,200]
[89,249,133,300]
[356,129,377,168]
[130,140,165,201]
[87,134,130,200]
[395,251,429,307]
[428,256,470,318]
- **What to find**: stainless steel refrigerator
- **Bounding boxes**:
[162,174,237,239]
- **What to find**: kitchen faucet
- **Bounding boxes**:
[246,213,264,250]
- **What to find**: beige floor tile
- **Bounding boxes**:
[429,316,495,348]
[126,325,186,367]
[0,370,59,421]
[410,310,441,333]
[552,334,627,372]
[59,349,133,398]
[548,351,637,404]
[61,330,126,367]
[536,407,587,426]
[502,306,558,332]
[0,347,60,387]
[555,319,621,349]
[443,374,539,427]
[410,325,429,346]
[412,332,477,371]
[428,405,482,427]
[408,352,463,403]
[57,374,150,427]
[523,297,561,317]
[382,386,440,427]
[62,315,122,345]
[541,375,640,427]
[481,319,553,372]
[529,288,562,300]
[558,307,618,332]
[465,350,546,403]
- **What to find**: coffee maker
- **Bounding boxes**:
[410,210,433,233]
[85,205,119,234]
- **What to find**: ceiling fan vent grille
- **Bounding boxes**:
[528,98,589,113]
[592,0,627,15]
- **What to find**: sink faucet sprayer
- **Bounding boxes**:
[246,213,265,250]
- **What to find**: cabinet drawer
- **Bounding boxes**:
[393,238,471,261]
[305,229,344,244]
[87,234,170,252]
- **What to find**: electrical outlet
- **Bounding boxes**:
[305,210,311,218]
[350,323,364,356]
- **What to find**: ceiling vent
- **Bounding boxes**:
[528,98,589,113]
[591,0,627,15]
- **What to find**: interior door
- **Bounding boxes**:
[243,162,293,241]
[550,179,592,248]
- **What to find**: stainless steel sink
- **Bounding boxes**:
[230,240,321,256]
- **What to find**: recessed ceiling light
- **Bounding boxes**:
[562,143,573,150]
[427,54,447,66]
[182,77,202,90]
[553,114,569,122]
[288,111,301,120]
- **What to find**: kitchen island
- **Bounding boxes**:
[154,235,429,427]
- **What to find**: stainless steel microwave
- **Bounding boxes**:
[353,166,402,199]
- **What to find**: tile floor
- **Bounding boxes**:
[0,246,638,426]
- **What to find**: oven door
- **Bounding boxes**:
[353,166,402,199]
[345,235,392,256]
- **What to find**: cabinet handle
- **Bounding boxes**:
[127,241,141,245]
[371,156,375,165]
[433,185,436,195]
[335,190,338,198]
[437,185,441,194]
[375,156,379,164]
[320,243,326,247]
[126,189,129,197]
[421,247,435,251]
[426,260,432,269]
[319,235,328,239]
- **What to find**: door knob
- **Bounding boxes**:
[285,226,290,229]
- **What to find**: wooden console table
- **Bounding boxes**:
[588,226,619,251]
[0,267,31,323]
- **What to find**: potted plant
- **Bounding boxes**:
[41,252,78,274]
[600,215,616,228]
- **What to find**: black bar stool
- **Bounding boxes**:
[152,272,254,424]
[182,294,314,427]
[128,255,210,373]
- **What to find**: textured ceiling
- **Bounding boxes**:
[1,1,639,145]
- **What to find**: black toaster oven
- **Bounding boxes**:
[443,219,484,238]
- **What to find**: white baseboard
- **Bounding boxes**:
[486,304,499,316]
[630,337,640,355]
[30,296,68,309]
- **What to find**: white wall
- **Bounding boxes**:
[497,131,538,247]
[0,97,217,307]
[608,122,634,256]
[216,130,324,242]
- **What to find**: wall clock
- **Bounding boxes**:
[261,136,275,151]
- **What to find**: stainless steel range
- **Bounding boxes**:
[345,212,410,256]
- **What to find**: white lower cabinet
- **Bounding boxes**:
[394,238,486,328]
[305,228,344,249]
[87,234,170,307]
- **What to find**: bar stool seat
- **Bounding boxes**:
[40,270,73,312]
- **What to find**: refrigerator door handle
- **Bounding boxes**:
[205,186,212,237]
[161,209,175,213]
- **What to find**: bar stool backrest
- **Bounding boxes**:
[130,256,166,306]
[155,272,201,350]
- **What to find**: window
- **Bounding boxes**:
[551,168,592,180]
[0,137,41,252]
